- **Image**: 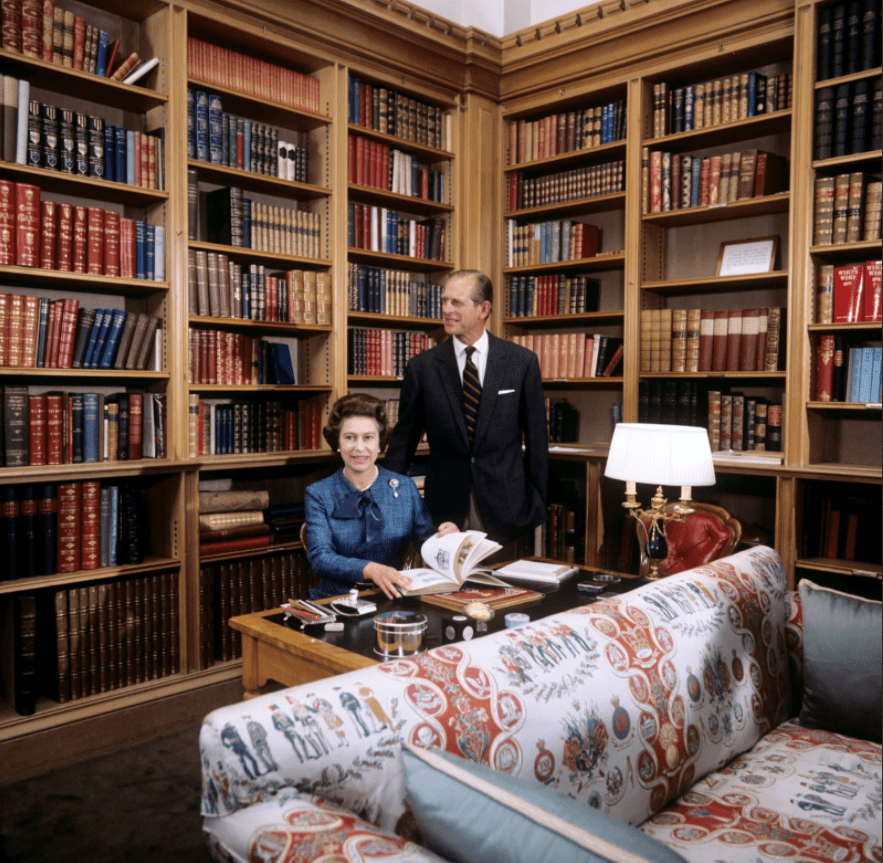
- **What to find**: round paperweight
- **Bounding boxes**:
[463,601,494,632]
[373,610,427,657]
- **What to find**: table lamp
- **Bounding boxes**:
[604,423,716,579]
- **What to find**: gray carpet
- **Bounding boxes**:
[0,722,214,863]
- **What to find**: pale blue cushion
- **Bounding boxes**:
[799,579,882,742]
[402,745,689,863]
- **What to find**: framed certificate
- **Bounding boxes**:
[716,236,779,276]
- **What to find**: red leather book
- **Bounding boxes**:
[56,297,79,369]
[0,180,15,265]
[833,264,864,322]
[6,293,23,367]
[199,535,271,556]
[649,150,662,213]
[707,155,722,205]
[79,480,100,570]
[815,334,835,400]
[119,217,135,278]
[127,392,143,459]
[711,310,729,371]
[380,144,389,193]
[41,0,53,62]
[862,260,881,322]
[670,152,681,210]
[725,309,743,370]
[45,299,62,368]
[206,329,218,385]
[56,481,81,573]
[104,38,120,77]
[15,183,41,268]
[45,392,64,464]
[347,135,356,183]
[39,199,57,270]
[575,223,599,258]
[739,308,759,371]
[72,15,85,70]
[103,210,120,277]
[86,206,104,275]
[754,152,783,197]
[698,157,711,206]
[71,205,87,273]
[137,131,147,188]
[1,0,22,52]
[697,309,714,371]
[28,394,47,465]
[0,293,7,366]
[55,201,73,271]
[20,293,38,367]
[20,0,40,57]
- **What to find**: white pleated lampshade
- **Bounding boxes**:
[604,423,716,487]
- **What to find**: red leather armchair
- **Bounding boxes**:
[638,502,742,578]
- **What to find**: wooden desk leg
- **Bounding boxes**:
[239,635,268,700]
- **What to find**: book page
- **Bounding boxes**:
[419,530,500,582]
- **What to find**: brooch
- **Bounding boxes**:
[389,478,399,498]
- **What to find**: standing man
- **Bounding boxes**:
[385,270,548,546]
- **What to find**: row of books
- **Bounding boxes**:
[815,260,882,324]
[199,547,314,666]
[188,89,310,183]
[347,203,446,261]
[802,483,881,565]
[346,263,442,318]
[1,478,147,580]
[0,181,165,278]
[188,249,331,326]
[507,100,627,166]
[348,135,445,202]
[815,79,883,161]
[190,401,313,458]
[2,570,178,716]
[188,395,323,456]
[347,73,449,151]
[817,1,881,81]
[2,387,166,468]
[511,333,623,380]
[188,37,319,114]
[506,160,624,212]
[347,327,435,377]
[0,1,155,83]
[505,219,600,268]
[2,78,163,189]
[815,341,882,403]
[813,172,882,246]
[506,274,599,318]
[643,149,785,215]
[651,71,792,138]
[640,307,783,374]
[546,398,579,443]
[0,293,159,371]
[202,184,322,258]
[188,330,295,387]
[198,490,303,555]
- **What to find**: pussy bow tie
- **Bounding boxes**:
[333,490,384,543]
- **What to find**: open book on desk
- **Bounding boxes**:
[402,530,509,595]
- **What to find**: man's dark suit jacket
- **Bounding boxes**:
[385,331,548,544]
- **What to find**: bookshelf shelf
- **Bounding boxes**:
[346,124,453,162]
[0,368,168,381]
[347,374,405,383]
[641,271,789,295]
[641,193,790,227]
[641,370,788,380]
[643,109,793,151]
[199,538,304,564]
[504,254,625,275]
[0,266,168,294]
[806,401,882,411]
[188,77,331,129]
[796,557,883,578]
[809,240,883,259]
[504,140,627,173]
[814,66,883,90]
[542,376,624,386]
[812,150,883,172]
[189,384,332,393]
[347,183,454,216]
[807,322,882,332]
[347,311,443,329]
[192,450,331,469]
[0,459,178,483]
[189,160,331,200]
[506,191,626,219]
[188,315,331,335]
[0,49,167,113]
[188,240,330,268]
[0,161,168,206]
[347,248,453,271]
[505,310,625,326]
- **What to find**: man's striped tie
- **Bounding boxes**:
[463,345,481,444]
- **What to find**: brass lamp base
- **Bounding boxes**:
[623,486,693,580]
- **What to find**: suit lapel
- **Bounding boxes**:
[472,334,503,449]
[433,338,470,447]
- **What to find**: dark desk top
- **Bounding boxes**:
[267,566,647,662]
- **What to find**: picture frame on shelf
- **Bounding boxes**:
[716,236,779,277]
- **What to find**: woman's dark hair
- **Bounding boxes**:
[323,393,390,452]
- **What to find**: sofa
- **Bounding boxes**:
[199,546,882,862]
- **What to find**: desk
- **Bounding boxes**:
[229,564,644,698]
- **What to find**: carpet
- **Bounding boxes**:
[0,721,214,863]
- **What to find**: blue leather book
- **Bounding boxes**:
[95,31,110,77]
[145,225,155,280]
[82,393,100,463]
[35,483,56,576]
[857,346,876,402]
[116,394,129,460]
[115,126,127,183]
[99,486,111,567]
[69,393,85,463]
[98,309,128,368]
[87,310,114,369]
[243,119,252,171]
[242,196,251,248]
[870,346,882,402]
[195,90,209,162]
[35,297,50,367]
[126,129,135,183]
[209,93,223,165]
[103,123,115,182]
[81,309,107,369]
[186,88,196,159]
[135,220,146,279]
[107,484,119,566]
[271,342,295,385]
[16,484,36,578]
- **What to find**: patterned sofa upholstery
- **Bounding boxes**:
[199,547,882,862]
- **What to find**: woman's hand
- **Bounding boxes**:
[363,561,412,600]
[436,521,459,537]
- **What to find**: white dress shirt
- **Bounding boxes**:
[453,329,488,385]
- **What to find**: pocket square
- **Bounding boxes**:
[498,389,515,395]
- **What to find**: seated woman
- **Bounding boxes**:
[305,393,458,600]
